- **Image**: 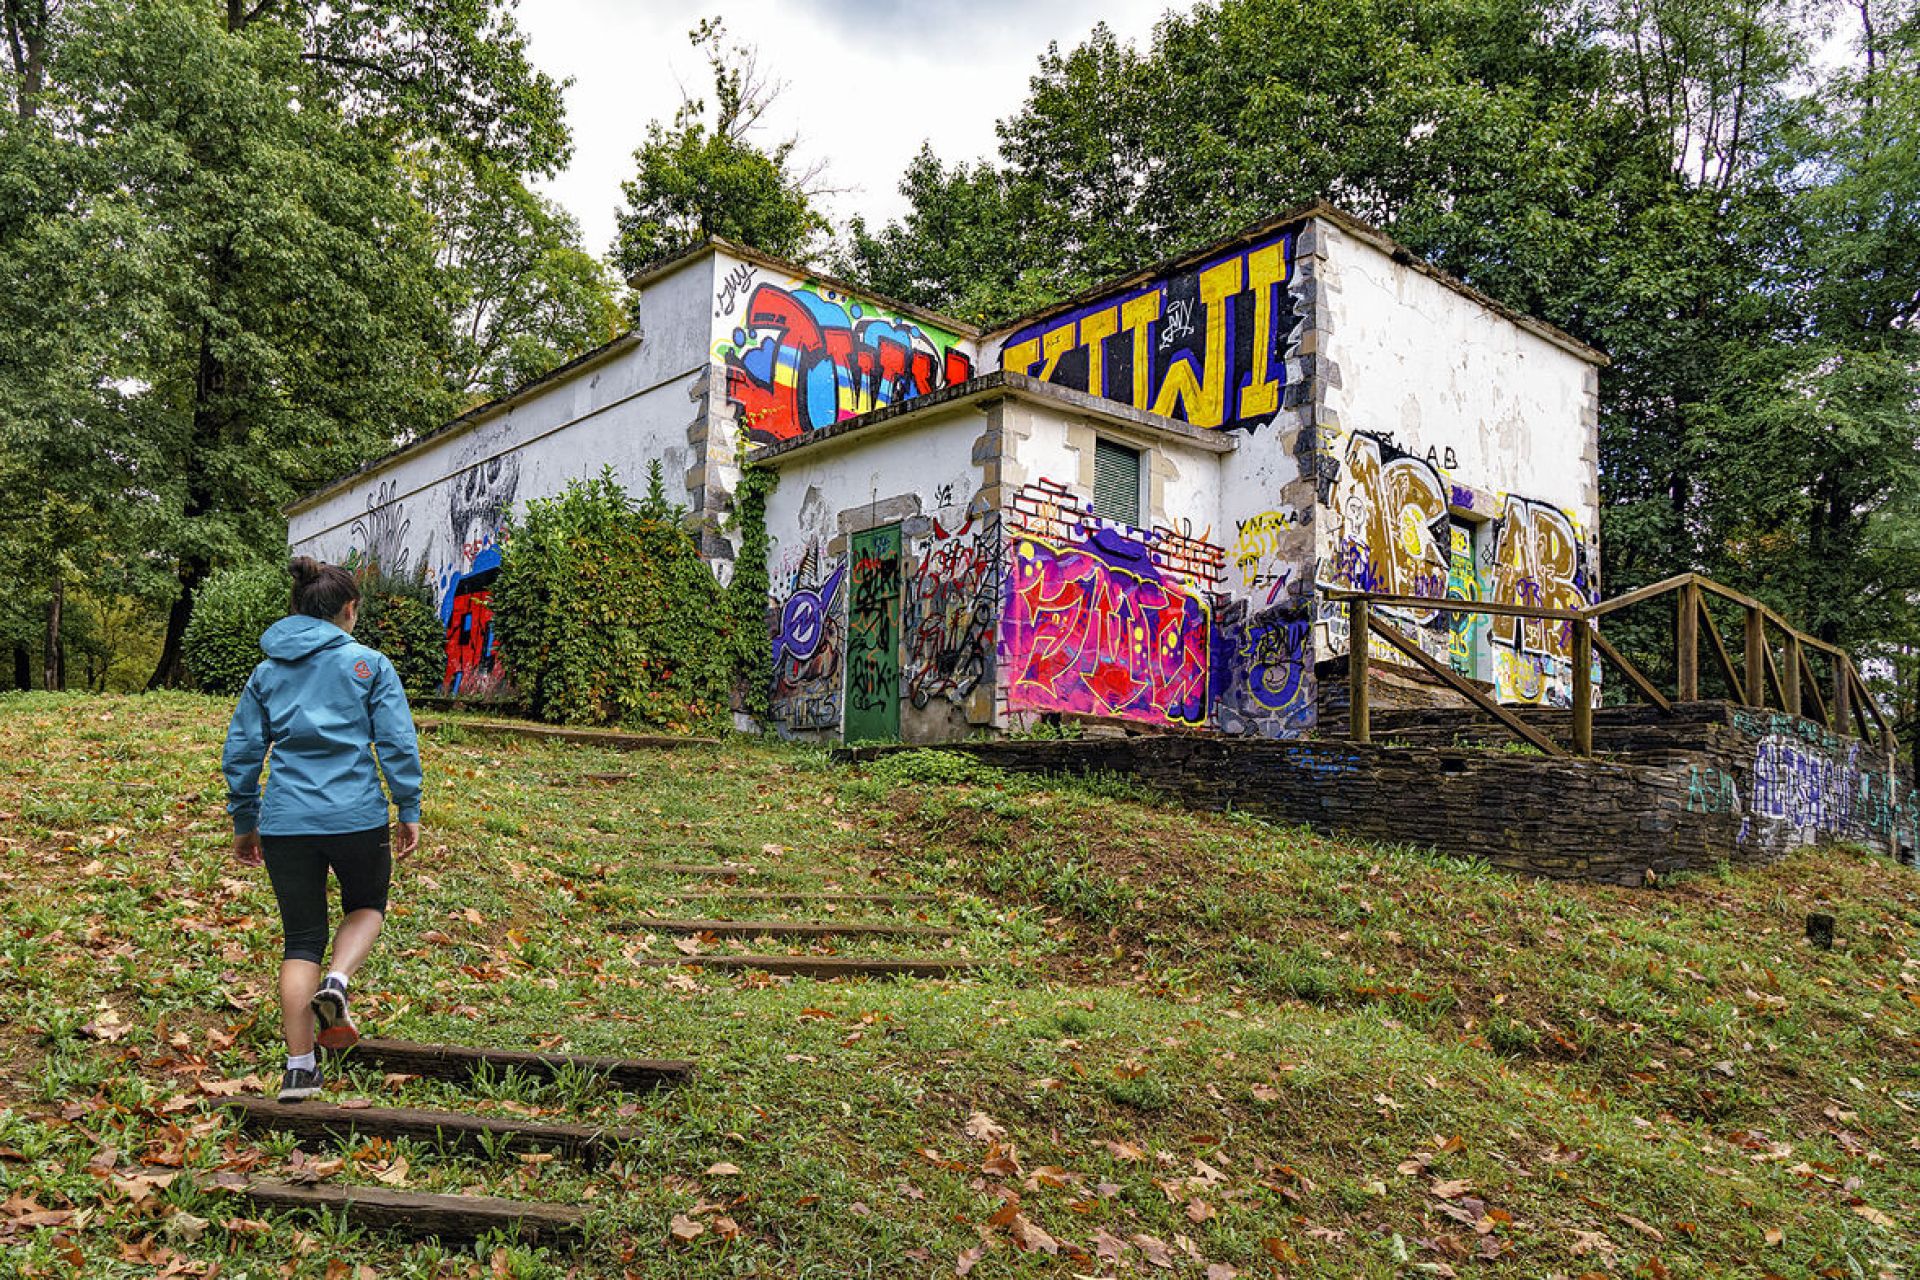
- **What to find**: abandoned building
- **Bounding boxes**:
[285,201,1916,877]
[287,201,1602,741]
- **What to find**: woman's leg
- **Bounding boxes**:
[279,959,321,1054]
[259,835,331,1057]
[326,908,384,978]
[326,826,394,979]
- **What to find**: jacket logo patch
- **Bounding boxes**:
[353,659,373,680]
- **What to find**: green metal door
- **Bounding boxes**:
[844,524,903,742]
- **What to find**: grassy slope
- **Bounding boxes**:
[0,692,1914,1280]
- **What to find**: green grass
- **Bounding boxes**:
[0,691,1914,1277]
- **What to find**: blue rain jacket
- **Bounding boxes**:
[222,616,423,836]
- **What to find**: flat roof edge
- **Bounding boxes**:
[746,370,1238,467]
[284,331,643,517]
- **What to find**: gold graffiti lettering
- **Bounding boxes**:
[1240,241,1285,419]
[1120,291,1163,411]
[1037,321,1078,382]
[1150,257,1244,428]
[1002,337,1042,379]
[1077,306,1119,400]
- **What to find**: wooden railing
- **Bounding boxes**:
[1330,572,1897,758]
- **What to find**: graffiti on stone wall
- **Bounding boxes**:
[769,546,847,732]
[1000,229,1298,433]
[1000,480,1221,727]
[437,455,521,695]
[714,277,975,446]
[904,514,1001,710]
[1681,711,1920,855]
[1210,596,1314,737]
[1446,523,1481,677]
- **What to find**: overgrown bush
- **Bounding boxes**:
[181,564,287,695]
[353,568,445,696]
[490,466,735,733]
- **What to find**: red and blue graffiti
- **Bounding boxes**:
[439,544,502,695]
[721,283,974,445]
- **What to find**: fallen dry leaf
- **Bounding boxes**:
[964,1112,1006,1143]
[669,1213,704,1243]
[1616,1212,1665,1242]
[1132,1232,1175,1269]
[955,1243,985,1276]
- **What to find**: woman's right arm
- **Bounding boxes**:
[222,675,270,861]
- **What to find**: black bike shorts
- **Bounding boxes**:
[260,826,392,963]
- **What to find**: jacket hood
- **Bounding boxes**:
[260,615,353,662]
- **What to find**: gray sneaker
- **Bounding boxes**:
[278,1065,323,1103]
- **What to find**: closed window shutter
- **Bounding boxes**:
[1092,438,1142,526]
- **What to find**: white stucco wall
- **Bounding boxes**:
[285,253,718,691]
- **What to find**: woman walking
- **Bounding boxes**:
[222,558,424,1103]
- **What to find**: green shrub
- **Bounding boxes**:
[353,568,445,696]
[181,564,288,695]
[490,466,734,733]
[868,749,1007,788]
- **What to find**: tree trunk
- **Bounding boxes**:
[147,556,207,690]
[11,644,28,690]
[42,577,61,691]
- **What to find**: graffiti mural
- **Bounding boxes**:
[904,513,1001,711]
[1446,523,1482,677]
[1231,507,1305,604]
[1319,431,1454,666]
[715,274,975,446]
[348,480,413,578]
[1210,596,1314,737]
[999,229,1298,432]
[1001,480,1221,727]
[1314,429,1595,707]
[769,546,847,732]
[436,456,521,694]
[845,525,904,740]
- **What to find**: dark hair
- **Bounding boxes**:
[290,556,361,620]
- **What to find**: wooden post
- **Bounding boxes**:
[1675,581,1700,702]
[1783,634,1802,718]
[1742,607,1765,707]
[1572,619,1593,756]
[1832,658,1851,736]
[1349,597,1371,744]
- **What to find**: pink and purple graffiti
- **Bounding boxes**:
[1001,524,1212,727]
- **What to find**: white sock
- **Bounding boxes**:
[325,971,349,990]
[287,1051,317,1071]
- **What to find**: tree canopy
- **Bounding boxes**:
[610,19,826,277]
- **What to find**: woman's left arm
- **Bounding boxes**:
[369,656,423,832]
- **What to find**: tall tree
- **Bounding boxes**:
[611,18,826,275]
[0,0,579,689]
[412,147,626,406]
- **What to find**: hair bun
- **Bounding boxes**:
[289,556,322,587]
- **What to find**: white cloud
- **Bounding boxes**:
[514,0,1191,258]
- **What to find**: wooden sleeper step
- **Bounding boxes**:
[665,890,936,904]
[211,1176,583,1245]
[618,917,956,940]
[222,1096,641,1165]
[329,1037,692,1092]
[633,954,972,979]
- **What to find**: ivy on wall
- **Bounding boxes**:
[491,465,736,733]
[726,456,777,721]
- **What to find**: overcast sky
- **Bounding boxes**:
[515,0,1194,258]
